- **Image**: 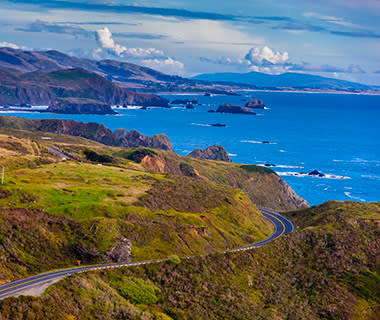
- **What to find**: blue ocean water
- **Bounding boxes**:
[1,91,379,206]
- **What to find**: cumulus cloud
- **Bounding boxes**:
[200,45,366,75]
[94,27,184,74]
[95,27,164,58]
[244,46,289,66]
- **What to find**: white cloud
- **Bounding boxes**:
[94,27,185,74]
[96,27,164,58]
[303,12,360,28]
[142,57,184,74]
[139,19,264,54]
[0,41,27,50]
[244,46,289,66]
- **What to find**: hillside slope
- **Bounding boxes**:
[0,201,378,319]
[0,115,308,210]
[0,67,168,107]
[0,125,307,284]
[0,47,234,94]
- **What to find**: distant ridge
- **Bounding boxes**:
[1,47,378,94]
[192,71,379,92]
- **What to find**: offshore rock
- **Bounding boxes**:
[245,98,266,109]
[216,104,256,115]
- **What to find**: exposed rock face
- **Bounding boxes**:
[245,98,265,109]
[105,238,132,263]
[0,116,174,151]
[47,98,116,115]
[113,128,174,151]
[141,154,170,173]
[72,243,101,260]
[277,178,309,208]
[187,145,231,162]
[216,104,256,115]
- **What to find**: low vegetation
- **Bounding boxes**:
[0,127,280,285]
[0,201,378,319]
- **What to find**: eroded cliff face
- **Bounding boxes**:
[276,178,309,209]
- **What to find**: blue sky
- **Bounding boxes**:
[0,0,380,84]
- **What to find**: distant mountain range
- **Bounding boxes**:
[192,71,380,92]
[0,47,234,95]
[0,47,378,107]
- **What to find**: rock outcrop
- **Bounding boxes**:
[105,238,132,263]
[245,98,265,109]
[216,104,256,115]
[113,128,174,151]
[187,145,231,162]
[277,178,309,208]
[47,98,116,115]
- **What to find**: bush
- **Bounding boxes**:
[179,163,197,177]
[168,255,181,264]
[83,149,114,163]
[125,149,157,163]
[118,277,161,305]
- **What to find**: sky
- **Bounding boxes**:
[0,0,380,85]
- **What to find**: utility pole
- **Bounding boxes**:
[1,166,4,185]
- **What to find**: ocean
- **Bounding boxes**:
[1,91,379,206]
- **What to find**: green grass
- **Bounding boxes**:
[0,132,276,283]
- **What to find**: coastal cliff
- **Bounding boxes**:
[0,67,169,109]
[47,98,116,115]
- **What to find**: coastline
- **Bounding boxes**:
[149,88,380,96]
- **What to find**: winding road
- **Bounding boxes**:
[0,208,294,301]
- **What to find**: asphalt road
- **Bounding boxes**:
[0,208,294,300]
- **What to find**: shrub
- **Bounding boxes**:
[83,149,114,163]
[118,277,161,305]
[125,149,157,163]
[168,255,181,264]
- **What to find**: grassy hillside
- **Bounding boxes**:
[0,201,378,320]
[0,128,285,284]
